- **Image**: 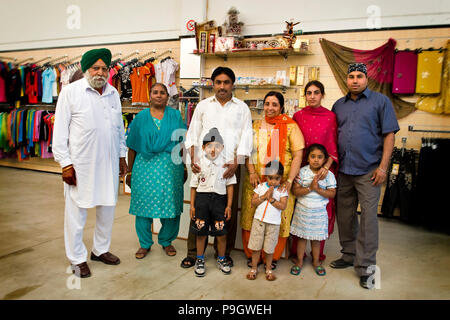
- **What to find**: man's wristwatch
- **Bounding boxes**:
[270,199,276,204]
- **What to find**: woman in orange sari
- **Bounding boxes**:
[240,91,304,269]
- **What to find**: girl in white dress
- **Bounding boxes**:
[290,144,336,276]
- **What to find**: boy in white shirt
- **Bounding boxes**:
[190,128,236,277]
[247,160,288,281]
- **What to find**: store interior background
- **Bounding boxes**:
[0,0,449,299]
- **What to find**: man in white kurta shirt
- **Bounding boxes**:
[181,67,253,269]
[53,48,127,278]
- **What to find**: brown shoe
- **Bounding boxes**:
[71,262,91,278]
[90,252,121,265]
[162,245,177,256]
[135,247,150,259]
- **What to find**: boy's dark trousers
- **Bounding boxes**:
[186,165,241,259]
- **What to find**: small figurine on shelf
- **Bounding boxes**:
[223,7,244,37]
[283,19,300,49]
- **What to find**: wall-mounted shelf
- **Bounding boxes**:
[193,48,312,61]
[193,84,297,94]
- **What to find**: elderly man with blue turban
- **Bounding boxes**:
[53,48,128,278]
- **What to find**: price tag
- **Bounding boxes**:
[391,163,400,176]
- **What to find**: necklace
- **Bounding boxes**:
[152,117,161,130]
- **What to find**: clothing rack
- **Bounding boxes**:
[0,56,17,61]
[137,49,157,61]
[16,57,34,65]
[120,50,140,61]
[33,56,52,65]
[155,49,172,60]
[408,125,450,134]
[67,54,82,64]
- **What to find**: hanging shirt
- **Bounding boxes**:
[155,58,178,96]
[41,68,55,103]
[52,67,59,97]
[0,63,7,103]
[416,50,445,94]
[25,70,39,104]
[392,51,418,94]
[130,63,154,105]
[52,78,127,208]
[60,67,70,89]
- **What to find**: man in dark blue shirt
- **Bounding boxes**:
[330,63,399,289]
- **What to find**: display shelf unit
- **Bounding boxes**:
[193,48,312,61]
[193,84,298,94]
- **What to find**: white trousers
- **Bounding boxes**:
[64,192,116,265]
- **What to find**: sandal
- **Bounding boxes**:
[264,260,278,270]
[180,256,195,268]
[265,269,276,281]
[135,247,150,259]
[162,245,177,256]
[314,265,327,276]
[290,265,302,276]
[246,269,257,280]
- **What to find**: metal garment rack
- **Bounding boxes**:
[408,125,450,134]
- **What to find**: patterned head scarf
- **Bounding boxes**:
[347,63,367,75]
[80,48,112,72]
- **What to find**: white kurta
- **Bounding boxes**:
[184,96,253,163]
[52,78,127,208]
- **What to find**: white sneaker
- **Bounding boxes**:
[194,258,206,277]
[217,258,231,275]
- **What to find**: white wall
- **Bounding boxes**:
[207,0,450,35]
[0,0,448,51]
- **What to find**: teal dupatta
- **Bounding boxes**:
[126,107,186,160]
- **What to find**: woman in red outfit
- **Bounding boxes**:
[290,80,338,262]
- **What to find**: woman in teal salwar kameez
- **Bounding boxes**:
[126,83,186,259]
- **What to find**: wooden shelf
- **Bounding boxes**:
[193,84,298,93]
[193,48,312,61]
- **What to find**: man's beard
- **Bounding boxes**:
[84,71,108,89]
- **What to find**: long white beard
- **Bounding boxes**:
[84,71,108,89]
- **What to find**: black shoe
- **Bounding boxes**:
[360,275,375,289]
[225,255,233,267]
[329,258,353,269]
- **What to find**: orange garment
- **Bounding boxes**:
[264,114,297,170]
[130,63,155,105]
[242,229,288,262]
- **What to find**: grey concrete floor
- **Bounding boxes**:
[0,167,449,300]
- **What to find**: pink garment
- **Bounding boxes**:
[40,140,53,158]
[392,51,418,94]
[292,106,339,168]
[108,68,117,85]
[0,74,6,102]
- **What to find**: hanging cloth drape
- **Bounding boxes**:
[415,40,450,114]
[319,38,415,119]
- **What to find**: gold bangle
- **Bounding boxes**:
[323,166,329,170]
[249,172,257,175]
[287,178,293,184]
[127,172,132,175]
[62,165,73,172]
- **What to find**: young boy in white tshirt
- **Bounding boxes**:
[246,160,288,281]
[190,128,236,277]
